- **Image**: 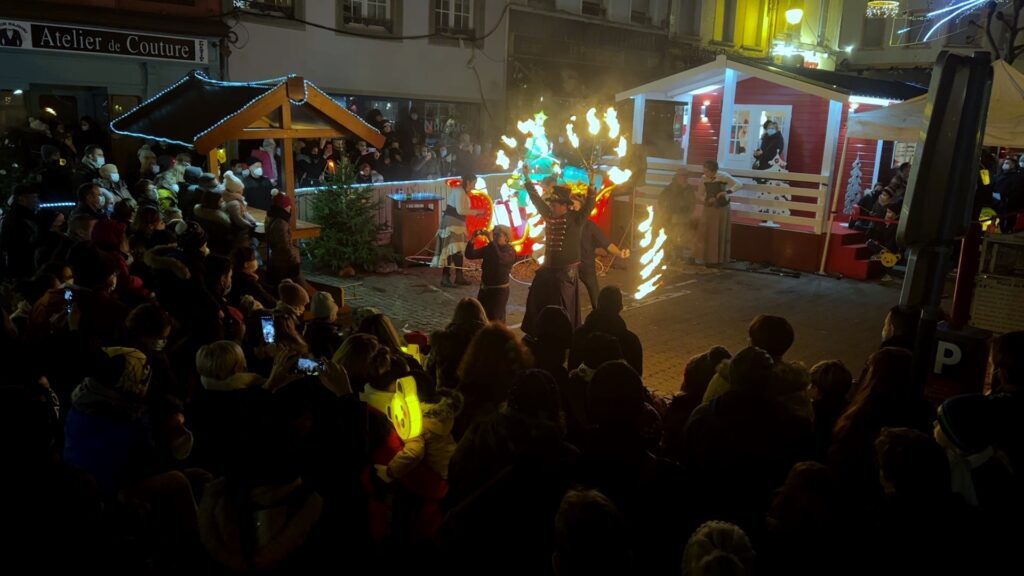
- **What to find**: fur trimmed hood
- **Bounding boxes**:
[422,389,464,436]
[200,371,264,392]
[144,245,190,280]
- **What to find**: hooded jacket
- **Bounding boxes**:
[569,310,644,375]
[703,358,813,420]
[222,189,258,230]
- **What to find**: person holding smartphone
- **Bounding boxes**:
[464,225,516,323]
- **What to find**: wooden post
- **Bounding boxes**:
[207,148,220,176]
[281,93,296,229]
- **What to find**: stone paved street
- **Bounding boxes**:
[308,262,904,396]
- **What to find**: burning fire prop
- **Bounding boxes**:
[495,107,665,299]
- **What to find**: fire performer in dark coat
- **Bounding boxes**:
[521,163,596,335]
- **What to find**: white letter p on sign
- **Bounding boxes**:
[934,341,962,375]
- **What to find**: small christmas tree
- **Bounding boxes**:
[843,156,863,215]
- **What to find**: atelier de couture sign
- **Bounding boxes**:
[0,19,208,64]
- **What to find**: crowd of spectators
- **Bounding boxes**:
[1,116,1023,575]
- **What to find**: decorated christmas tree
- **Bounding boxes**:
[843,156,863,215]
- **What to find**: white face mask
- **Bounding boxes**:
[94,156,105,167]
[251,167,263,178]
[151,164,160,174]
[110,173,120,183]
[170,184,180,193]
[1004,163,1013,171]
[766,128,777,136]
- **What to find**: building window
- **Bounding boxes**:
[233,0,295,18]
[728,109,750,155]
[631,0,651,25]
[946,11,981,46]
[434,0,474,34]
[341,0,394,32]
[581,1,606,17]
[678,0,702,37]
[892,141,917,168]
[862,16,886,48]
[717,0,736,44]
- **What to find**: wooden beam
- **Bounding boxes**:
[304,87,385,149]
[235,128,344,139]
[282,137,295,229]
[207,149,219,176]
[194,84,288,153]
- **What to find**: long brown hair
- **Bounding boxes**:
[833,348,917,442]
[457,322,532,404]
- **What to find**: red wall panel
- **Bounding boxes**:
[734,77,830,175]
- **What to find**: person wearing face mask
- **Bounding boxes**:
[71,182,107,220]
[229,246,276,310]
[72,145,106,189]
[248,139,278,185]
[0,183,42,280]
[131,179,161,212]
[124,303,184,403]
[193,182,235,257]
[398,107,427,158]
[753,120,784,171]
[132,148,159,187]
[995,157,1024,233]
[95,163,132,205]
[242,157,274,211]
[155,171,181,213]
[72,115,110,154]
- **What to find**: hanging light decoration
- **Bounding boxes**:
[866,1,900,19]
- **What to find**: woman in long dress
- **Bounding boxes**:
[698,160,742,266]
[433,174,475,287]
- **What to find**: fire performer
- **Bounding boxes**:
[521,163,596,334]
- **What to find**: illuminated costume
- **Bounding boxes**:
[521,174,596,335]
[433,177,473,287]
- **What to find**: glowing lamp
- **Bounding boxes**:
[785,0,804,25]
[700,101,709,122]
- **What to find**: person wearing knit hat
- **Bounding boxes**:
[934,394,1013,510]
[271,190,293,211]
[276,279,310,317]
[221,171,258,229]
[175,220,209,255]
[306,291,344,360]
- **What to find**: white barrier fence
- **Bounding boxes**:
[636,157,831,234]
[294,172,513,230]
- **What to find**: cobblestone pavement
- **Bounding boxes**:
[308,261,903,395]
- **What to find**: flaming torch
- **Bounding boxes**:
[634,205,667,300]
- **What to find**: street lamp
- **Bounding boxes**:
[785,0,805,25]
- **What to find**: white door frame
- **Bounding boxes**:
[723,104,793,170]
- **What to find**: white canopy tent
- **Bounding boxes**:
[845,60,1024,147]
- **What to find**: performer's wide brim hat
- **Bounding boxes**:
[544,185,573,205]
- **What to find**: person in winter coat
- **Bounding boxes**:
[92,163,129,209]
[90,218,148,305]
[71,145,106,189]
[228,245,276,310]
[754,120,785,170]
[242,157,275,211]
[33,209,67,270]
[569,285,643,375]
[0,183,41,280]
[682,347,815,545]
[661,345,732,464]
[266,192,302,284]
[221,171,258,248]
[426,297,488,390]
[562,332,624,444]
[453,323,532,439]
[379,384,463,485]
[71,182,107,220]
[809,360,853,457]
[154,170,180,213]
[522,305,573,387]
[192,187,234,257]
[464,225,516,323]
[305,291,344,360]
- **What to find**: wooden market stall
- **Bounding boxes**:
[110,70,385,234]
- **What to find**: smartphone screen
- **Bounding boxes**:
[295,358,323,376]
[261,315,275,343]
[64,288,73,314]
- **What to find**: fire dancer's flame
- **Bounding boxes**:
[635,206,666,300]
[517,119,536,135]
[607,166,633,185]
[604,107,620,139]
[501,135,517,148]
[586,107,600,135]
[614,136,628,158]
[495,150,511,170]
[566,123,580,149]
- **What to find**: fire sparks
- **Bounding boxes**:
[565,122,580,149]
[495,149,511,170]
[585,107,601,135]
[604,107,620,139]
[634,205,667,300]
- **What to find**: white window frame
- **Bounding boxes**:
[724,104,792,171]
[343,0,392,26]
[434,0,474,33]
